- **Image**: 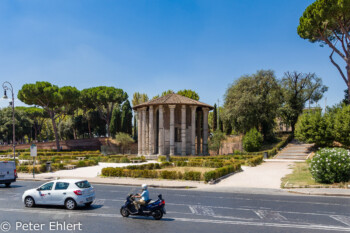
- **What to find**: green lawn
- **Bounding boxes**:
[281,162,318,187]
[281,162,349,188]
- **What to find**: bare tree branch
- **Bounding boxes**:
[330,50,348,85]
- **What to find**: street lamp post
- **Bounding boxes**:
[2,81,16,161]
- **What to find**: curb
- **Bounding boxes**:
[17,178,198,189]
[287,190,350,197]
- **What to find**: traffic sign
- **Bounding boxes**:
[30,144,37,157]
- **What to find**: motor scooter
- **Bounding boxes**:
[120,194,166,220]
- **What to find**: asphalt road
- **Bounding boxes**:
[0,181,350,233]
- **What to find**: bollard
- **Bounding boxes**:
[46,161,52,172]
[263,152,268,159]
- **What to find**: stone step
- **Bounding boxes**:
[276,156,307,160]
[281,150,310,152]
[277,153,309,157]
[279,151,310,154]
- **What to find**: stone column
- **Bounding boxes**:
[137,109,142,156]
[202,107,209,155]
[141,107,147,155]
[181,105,187,156]
[148,106,154,155]
[145,110,149,155]
[169,105,176,156]
[158,105,164,155]
[191,106,197,155]
[196,111,202,155]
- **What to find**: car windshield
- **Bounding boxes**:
[75,180,91,189]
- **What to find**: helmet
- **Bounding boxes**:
[142,184,148,190]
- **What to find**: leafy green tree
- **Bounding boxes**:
[80,86,128,137]
[0,107,32,144]
[334,104,350,146]
[152,90,174,99]
[132,92,149,106]
[177,89,200,100]
[295,109,334,147]
[212,104,217,131]
[224,70,283,140]
[22,107,47,141]
[121,100,133,135]
[279,71,328,134]
[110,107,122,136]
[243,128,263,152]
[298,0,350,101]
[18,82,80,151]
[115,132,135,154]
[132,92,149,139]
[208,130,226,155]
[343,89,349,105]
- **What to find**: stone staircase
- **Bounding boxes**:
[274,140,314,160]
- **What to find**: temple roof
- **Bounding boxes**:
[133,93,214,110]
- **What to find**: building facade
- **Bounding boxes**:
[133,94,213,157]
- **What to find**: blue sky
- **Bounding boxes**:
[0,0,346,109]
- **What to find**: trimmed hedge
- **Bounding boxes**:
[101,167,202,181]
[203,163,242,182]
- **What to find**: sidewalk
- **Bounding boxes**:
[17,160,350,197]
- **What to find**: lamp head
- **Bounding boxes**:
[3,90,8,99]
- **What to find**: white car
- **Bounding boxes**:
[22,179,95,210]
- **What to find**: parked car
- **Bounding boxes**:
[0,161,17,187]
[22,179,95,210]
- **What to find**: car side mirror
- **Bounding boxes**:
[36,188,41,191]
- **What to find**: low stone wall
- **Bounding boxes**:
[209,135,243,156]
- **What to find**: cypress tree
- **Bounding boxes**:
[110,107,122,136]
[213,104,217,131]
[121,100,133,135]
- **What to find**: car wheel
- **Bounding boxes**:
[65,199,76,210]
[5,183,11,187]
[85,202,93,207]
[120,207,130,217]
[152,210,163,220]
[25,197,35,208]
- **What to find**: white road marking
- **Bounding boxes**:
[189,205,215,216]
[0,207,350,231]
[254,210,287,221]
[332,215,350,227]
[92,199,105,206]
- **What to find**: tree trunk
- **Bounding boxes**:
[348,67,350,102]
[107,120,110,138]
[50,112,61,152]
[34,125,38,142]
[291,124,296,136]
[88,120,92,138]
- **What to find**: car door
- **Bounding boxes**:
[36,182,54,205]
[51,182,70,205]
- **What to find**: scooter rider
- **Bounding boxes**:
[133,184,150,212]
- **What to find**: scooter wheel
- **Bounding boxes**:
[120,207,130,217]
[152,210,163,220]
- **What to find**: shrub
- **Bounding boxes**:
[295,110,334,147]
[209,130,226,155]
[243,128,263,152]
[334,105,350,147]
[120,157,130,163]
[183,171,201,181]
[310,148,350,183]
